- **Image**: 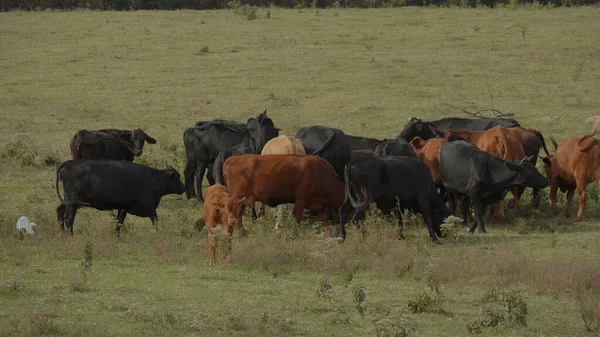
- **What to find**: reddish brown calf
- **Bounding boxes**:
[203,184,246,266]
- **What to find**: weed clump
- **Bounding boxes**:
[407,272,446,314]
[2,134,38,166]
[467,288,528,334]
[574,279,600,332]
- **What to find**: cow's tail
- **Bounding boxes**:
[578,126,599,152]
[534,130,551,156]
[312,133,337,155]
[56,162,68,205]
[344,162,370,211]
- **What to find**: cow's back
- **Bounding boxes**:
[262,135,306,155]
[477,126,524,161]
[555,136,600,183]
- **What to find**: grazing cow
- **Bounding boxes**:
[345,134,382,151]
[203,184,246,266]
[70,128,156,161]
[56,160,185,235]
[295,126,351,181]
[440,141,548,234]
[260,135,307,228]
[397,117,520,142]
[445,126,550,208]
[183,110,280,201]
[339,156,450,244]
[373,139,416,158]
[223,154,345,233]
[541,128,600,221]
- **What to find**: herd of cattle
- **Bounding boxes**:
[55,110,600,263]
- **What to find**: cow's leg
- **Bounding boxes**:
[184,160,197,200]
[494,201,505,222]
[64,205,78,235]
[195,161,208,202]
[532,188,541,208]
[576,178,588,222]
[470,195,487,234]
[512,187,520,212]
[461,196,472,227]
[225,223,234,265]
[275,204,284,229]
[417,200,440,244]
[56,204,66,231]
[565,187,575,218]
[395,206,405,240]
[208,229,216,266]
[549,179,559,214]
[338,199,351,240]
[237,205,248,237]
[293,200,306,222]
[115,210,127,236]
[206,163,215,186]
[320,211,331,237]
[288,203,295,223]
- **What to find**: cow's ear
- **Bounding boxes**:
[146,135,157,144]
[211,202,225,209]
[410,137,423,149]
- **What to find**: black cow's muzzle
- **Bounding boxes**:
[133,150,142,156]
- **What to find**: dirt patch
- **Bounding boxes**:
[537,116,561,122]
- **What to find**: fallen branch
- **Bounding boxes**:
[441,103,514,119]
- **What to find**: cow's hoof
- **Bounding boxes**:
[479,229,487,234]
[432,239,441,245]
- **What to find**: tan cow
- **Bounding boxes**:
[260,136,307,228]
[203,184,246,266]
[541,127,600,221]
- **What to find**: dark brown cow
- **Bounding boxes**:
[541,128,600,221]
[203,184,246,266]
[223,154,345,233]
[70,128,156,161]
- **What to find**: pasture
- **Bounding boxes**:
[1,6,600,336]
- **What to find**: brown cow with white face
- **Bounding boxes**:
[203,184,246,266]
[541,127,600,221]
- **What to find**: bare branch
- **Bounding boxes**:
[441,103,514,119]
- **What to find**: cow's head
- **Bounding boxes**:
[129,129,157,156]
[164,165,186,195]
[247,110,280,153]
[507,156,549,189]
[211,197,246,227]
[397,117,437,142]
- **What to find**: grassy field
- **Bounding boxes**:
[1,6,600,336]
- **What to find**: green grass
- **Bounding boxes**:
[1,7,600,336]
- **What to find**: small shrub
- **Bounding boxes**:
[2,134,38,167]
[407,291,436,314]
[503,290,527,326]
[41,150,61,167]
[440,215,462,240]
[6,279,23,291]
[394,259,413,278]
[574,280,600,332]
[352,286,366,317]
[317,278,332,300]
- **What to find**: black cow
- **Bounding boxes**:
[440,141,548,234]
[212,144,253,185]
[397,117,520,141]
[295,125,351,181]
[56,160,186,235]
[345,134,382,151]
[183,110,280,201]
[339,156,450,244]
[373,139,416,158]
[350,149,376,159]
[70,128,156,161]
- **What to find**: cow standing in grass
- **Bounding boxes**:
[259,135,307,228]
[223,154,345,234]
[203,184,246,266]
[541,127,600,221]
[70,128,156,161]
[56,160,185,235]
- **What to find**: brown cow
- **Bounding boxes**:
[259,136,307,228]
[223,154,345,234]
[203,184,246,266]
[410,137,447,189]
[476,126,527,220]
[70,128,156,161]
[541,128,600,221]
